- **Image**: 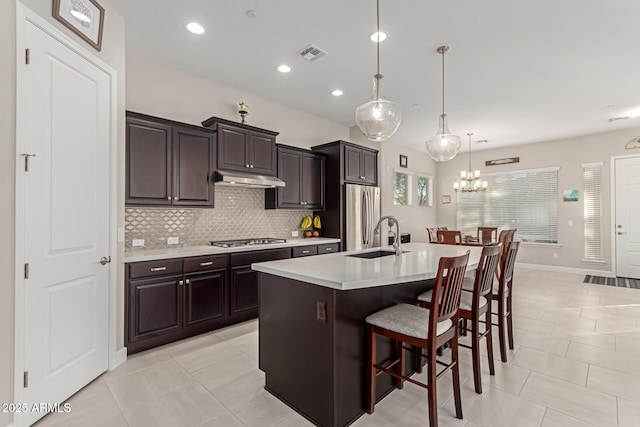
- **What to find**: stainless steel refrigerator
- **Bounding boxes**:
[345,184,381,251]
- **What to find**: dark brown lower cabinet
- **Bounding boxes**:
[126,255,228,354]
[184,270,226,327]
[229,248,291,322]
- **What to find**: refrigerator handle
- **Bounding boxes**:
[364,190,372,247]
[362,190,370,249]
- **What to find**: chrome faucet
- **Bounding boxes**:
[374,215,402,256]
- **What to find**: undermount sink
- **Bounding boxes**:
[347,250,409,259]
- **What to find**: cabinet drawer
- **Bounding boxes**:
[317,243,339,255]
[230,248,291,267]
[184,255,227,273]
[292,245,318,258]
[129,259,183,279]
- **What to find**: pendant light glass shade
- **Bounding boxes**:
[355,0,401,142]
[355,74,402,142]
[426,114,461,162]
[425,45,461,162]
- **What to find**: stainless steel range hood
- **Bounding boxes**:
[214,170,285,189]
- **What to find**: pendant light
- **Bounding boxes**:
[355,0,402,142]
[453,133,488,192]
[425,46,461,162]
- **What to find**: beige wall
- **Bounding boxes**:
[1,1,16,424]
[126,55,349,149]
[435,127,640,272]
[2,2,125,425]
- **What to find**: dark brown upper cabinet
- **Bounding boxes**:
[126,112,215,207]
[343,144,377,185]
[201,116,278,176]
[265,145,325,210]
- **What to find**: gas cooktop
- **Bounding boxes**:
[209,238,287,248]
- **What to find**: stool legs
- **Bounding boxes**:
[486,310,495,376]
[450,333,463,420]
[471,316,482,394]
[366,325,376,414]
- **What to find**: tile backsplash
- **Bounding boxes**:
[125,186,312,249]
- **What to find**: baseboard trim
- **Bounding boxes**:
[516,262,614,278]
[109,347,127,371]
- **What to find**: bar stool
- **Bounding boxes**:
[493,241,520,362]
[418,244,502,393]
[365,252,469,427]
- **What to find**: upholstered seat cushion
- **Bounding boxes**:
[417,289,487,311]
[365,304,453,339]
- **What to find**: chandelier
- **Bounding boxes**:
[355,0,402,142]
[425,46,461,162]
[453,133,488,192]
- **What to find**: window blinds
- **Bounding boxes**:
[583,163,603,262]
[457,168,559,243]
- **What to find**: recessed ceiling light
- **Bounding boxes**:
[277,65,291,73]
[186,22,205,35]
[331,89,344,97]
[69,10,91,23]
[369,31,387,42]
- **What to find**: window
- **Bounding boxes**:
[457,167,559,243]
[417,175,433,207]
[393,171,411,205]
[583,163,604,263]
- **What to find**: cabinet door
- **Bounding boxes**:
[128,276,183,343]
[126,117,172,205]
[277,149,303,208]
[217,124,249,172]
[184,270,226,327]
[173,127,215,207]
[343,145,363,183]
[230,266,259,318]
[302,153,324,209]
[250,131,277,175]
[362,150,377,185]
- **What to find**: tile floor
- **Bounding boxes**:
[35,268,640,427]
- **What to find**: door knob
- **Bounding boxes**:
[618,231,628,235]
[99,256,111,265]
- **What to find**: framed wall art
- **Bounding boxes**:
[399,154,408,168]
[53,0,105,51]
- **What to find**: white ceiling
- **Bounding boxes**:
[111,0,640,152]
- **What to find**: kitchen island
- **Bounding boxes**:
[253,243,482,427]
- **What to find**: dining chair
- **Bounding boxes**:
[495,229,517,279]
[419,244,502,394]
[437,229,462,245]
[365,252,469,427]
[477,227,498,244]
[426,227,438,243]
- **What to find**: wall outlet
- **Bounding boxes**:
[167,237,179,245]
[552,252,558,259]
[291,230,299,237]
[132,239,145,247]
[568,220,573,227]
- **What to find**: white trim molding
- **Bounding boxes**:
[516,262,614,278]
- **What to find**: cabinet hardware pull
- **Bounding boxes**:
[167,196,171,200]
[150,266,166,272]
[200,261,213,266]
[325,247,333,251]
[174,197,179,201]
[246,164,250,168]
[185,279,190,284]
[302,250,310,254]
[178,280,184,286]
[250,164,254,168]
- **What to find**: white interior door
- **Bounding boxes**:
[615,156,640,279]
[20,19,111,425]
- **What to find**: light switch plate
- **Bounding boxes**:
[132,239,145,247]
[167,237,179,245]
[291,230,299,237]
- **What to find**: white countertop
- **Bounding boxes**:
[251,243,483,291]
[123,237,341,263]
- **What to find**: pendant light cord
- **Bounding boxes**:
[467,133,473,172]
[376,0,380,99]
[441,48,445,116]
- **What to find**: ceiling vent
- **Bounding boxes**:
[298,44,328,61]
